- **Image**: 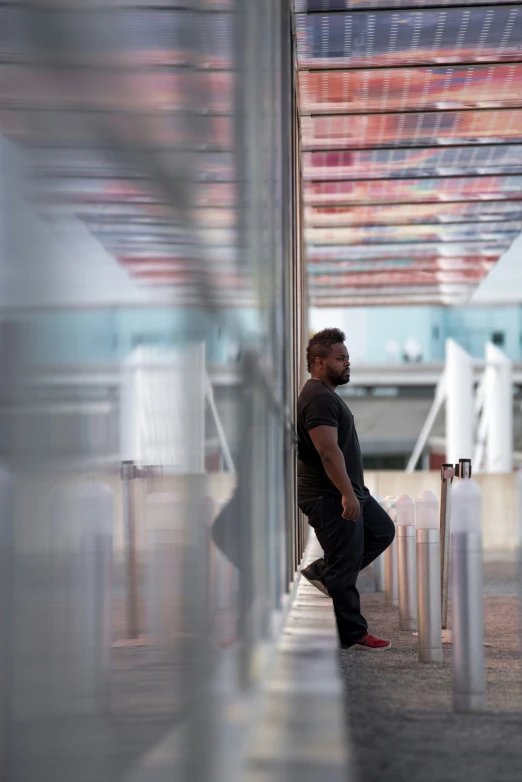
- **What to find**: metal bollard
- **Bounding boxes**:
[396,495,417,631]
[440,464,455,630]
[373,554,385,593]
[372,496,385,592]
[383,496,398,608]
[416,491,443,664]
[16,480,114,717]
[451,479,486,712]
[121,460,139,640]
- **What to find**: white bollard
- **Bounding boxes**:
[451,479,486,712]
[383,496,398,608]
[416,491,443,664]
[396,495,417,632]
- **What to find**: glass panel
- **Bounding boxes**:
[299,64,522,114]
[27,148,235,181]
[0,5,304,781]
[304,174,522,205]
[303,145,522,179]
[0,7,234,68]
[0,65,234,114]
[0,108,232,147]
[297,8,522,68]
[305,200,522,225]
[302,109,522,149]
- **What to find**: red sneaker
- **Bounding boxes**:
[354,633,391,651]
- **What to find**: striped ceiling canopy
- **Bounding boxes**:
[293,0,522,305]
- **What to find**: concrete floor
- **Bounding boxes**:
[340,560,522,782]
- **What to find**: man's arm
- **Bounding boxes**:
[309,425,360,521]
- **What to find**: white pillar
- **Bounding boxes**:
[485,342,513,473]
[445,339,474,466]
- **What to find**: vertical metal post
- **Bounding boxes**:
[384,504,398,608]
[373,555,385,592]
[397,528,417,630]
[416,529,443,663]
[440,464,454,630]
[396,495,417,631]
[451,479,486,712]
[416,491,443,663]
[121,460,139,640]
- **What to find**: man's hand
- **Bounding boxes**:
[342,494,360,521]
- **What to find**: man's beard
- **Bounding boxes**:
[327,367,350,387]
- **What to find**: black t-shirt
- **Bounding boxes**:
[297,379,368,501]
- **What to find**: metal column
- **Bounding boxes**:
[451,479,487,712]
[440,464,454,630]
[416,491,442,664]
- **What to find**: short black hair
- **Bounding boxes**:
[306,328,346,372]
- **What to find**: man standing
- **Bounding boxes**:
[297,328,395,650]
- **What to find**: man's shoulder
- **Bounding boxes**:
[298,381,339,406]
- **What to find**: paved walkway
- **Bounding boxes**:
[245,532,350,782]
[341,559,522,782]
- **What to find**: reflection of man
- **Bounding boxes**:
[297,328,395,650]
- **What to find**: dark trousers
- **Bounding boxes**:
[298,494,395,648]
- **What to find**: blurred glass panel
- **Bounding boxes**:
[0,2,304,782]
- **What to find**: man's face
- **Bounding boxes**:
[324,342,350,387]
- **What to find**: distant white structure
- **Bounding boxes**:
[120,344,206,471]
[485,342,513,473]
[474,342,513,473]
[385,340,401,363]
[445,339,474,466]
[408,338,514,473]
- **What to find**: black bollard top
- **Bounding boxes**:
[458,458,472,479]
[441,463,455,480]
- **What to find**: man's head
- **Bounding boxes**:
[306,328,350,388]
